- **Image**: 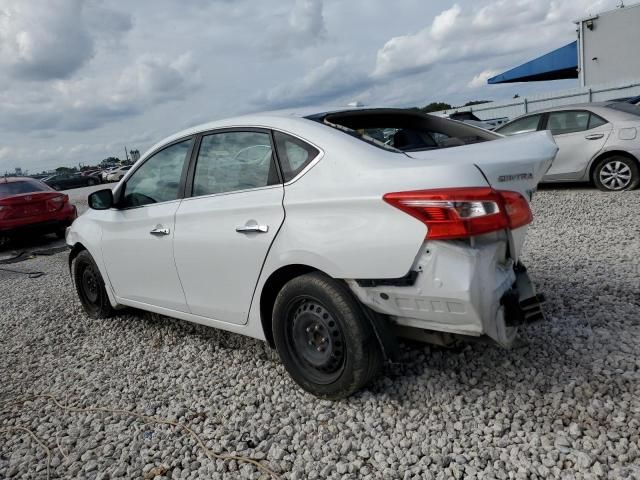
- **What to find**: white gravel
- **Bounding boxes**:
[1,187,639,479]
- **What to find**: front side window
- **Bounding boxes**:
[497,115,542,136]
[273,131,320,182]
[121,138,192,207]
[547,111,590,135]
[193,131,278,197]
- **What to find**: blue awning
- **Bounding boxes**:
[488,41,578,84]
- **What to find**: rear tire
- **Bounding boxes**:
[593,155,639,191]
[272,272,383,399]
[73,250,114,318]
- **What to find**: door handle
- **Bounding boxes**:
[585,133,604,140]
[236,224,269,234]
[149,226,170,236]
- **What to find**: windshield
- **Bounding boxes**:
[0,180,50,199]
[606,102,640,117]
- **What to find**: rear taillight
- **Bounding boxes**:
[383,187,532,240]
[47,194,68,212]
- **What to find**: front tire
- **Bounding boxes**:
[272,272,383,399]
[73,250,114,318]
[593,155,639,191]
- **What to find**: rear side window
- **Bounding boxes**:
[193,131,279,196]
[273,131,319,182]
[497,115,542,136]
[0,180,49,198]
[588,114,608,129]
[547,111,590,135]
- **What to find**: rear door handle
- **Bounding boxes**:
[585,133,604,140]
[236,224,269,234]
[150,226,170,236]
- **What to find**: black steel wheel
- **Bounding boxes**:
[73,250,114,318]
[272,272,383,399]
[286,297,346,384]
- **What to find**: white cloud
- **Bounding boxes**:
[264,0,326,52]
[0,52,201,133]
[467,69,500,89]
[0,0,94,80]
[373,0,618,78]
[431,4,462,41]
[0,0,625,173]
[254,56,372,108]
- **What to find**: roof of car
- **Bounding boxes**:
[141,106,406,158]
[532,102,613,113]
[501,101,640,126]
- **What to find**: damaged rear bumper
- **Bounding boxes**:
[347,240,544,348]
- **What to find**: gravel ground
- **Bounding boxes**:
[1,188,639,479]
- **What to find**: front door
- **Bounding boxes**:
[173,130,284,324]
[100,138,194,312]
[544,110,611,180]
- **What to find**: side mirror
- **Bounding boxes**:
[88,189,113,210]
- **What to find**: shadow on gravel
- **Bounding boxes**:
[126,309,276,359]
[537,182,593,191]
[0,233,66,256]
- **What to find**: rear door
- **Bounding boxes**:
[542,110,611,180]
[173,129,284,324]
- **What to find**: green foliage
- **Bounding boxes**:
[463,100,492,107]
[420,102,452,113]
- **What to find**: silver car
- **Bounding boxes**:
[496,102,640,191]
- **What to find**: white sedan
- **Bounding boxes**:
[105,165,132,182]
[66,108,557,399]
[496,102,640,191]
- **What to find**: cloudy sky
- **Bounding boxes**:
[0,0,619,173]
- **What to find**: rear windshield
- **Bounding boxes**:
[0,180,49,199]
[311,109,498,152]
[606,102,640,117]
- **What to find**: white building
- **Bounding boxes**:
[438,3,640,122]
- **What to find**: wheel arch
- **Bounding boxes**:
[258,264,398,361]
[588,150,639,183]
[259,264,319,347]
[68,241,87,274]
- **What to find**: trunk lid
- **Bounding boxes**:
[405,131,558,259]
[0,192,67,219]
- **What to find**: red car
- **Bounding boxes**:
[0,177,77,247]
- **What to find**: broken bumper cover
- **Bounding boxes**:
[347,240,544,347]
[500,263,545,327]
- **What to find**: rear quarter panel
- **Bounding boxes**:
[260,128,494,280]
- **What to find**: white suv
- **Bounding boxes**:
[67,108,557,399]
